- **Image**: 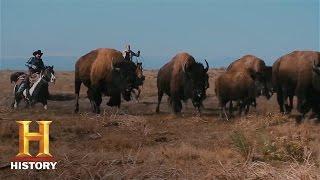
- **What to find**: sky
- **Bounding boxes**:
[0,0,319,69]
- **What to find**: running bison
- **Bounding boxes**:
[156,52,209,114]
[74,48,144,114]
[272,51,320,118]
[215,69,263,120]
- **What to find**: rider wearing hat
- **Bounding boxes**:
[16,50,46,100]
[122,45,140,61]
[26,50,45,74]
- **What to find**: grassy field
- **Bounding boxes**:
[0,69,320,179]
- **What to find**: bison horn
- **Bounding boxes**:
[204,59,209,72]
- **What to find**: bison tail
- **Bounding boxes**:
[75,79,82,95]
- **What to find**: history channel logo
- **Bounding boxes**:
[10,121,57,170]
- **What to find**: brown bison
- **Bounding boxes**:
[227,54,273,98]
[272,51,320,118]
[74,48,144,113]
[156,52,209,113]
[215,69,263,120]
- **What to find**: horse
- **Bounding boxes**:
[12,66,56,110]
[132,62,145,101]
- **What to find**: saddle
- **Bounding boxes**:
[29,73,40,84]
[16,73,41,86]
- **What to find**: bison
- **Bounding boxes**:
[156,52,209,114]
[74,48,144,114]
[227,55,273,98]
[272,51,320,118]
[215,69,264,120]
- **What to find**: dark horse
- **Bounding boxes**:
[12,66,56,109]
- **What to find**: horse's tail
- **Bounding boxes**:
[13,84,18,96]
[10,72,25,84]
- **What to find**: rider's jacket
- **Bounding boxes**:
[26,57,45,73]
[123,50,140,61]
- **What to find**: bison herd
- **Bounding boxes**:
[72,48,319,121]
[9,48,318,121]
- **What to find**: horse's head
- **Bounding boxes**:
[135,62,145,87]
[42,66,56,83]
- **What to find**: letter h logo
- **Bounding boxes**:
[16,121,52,158]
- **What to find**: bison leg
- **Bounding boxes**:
[156,90,164,113]
[287,96,293,113]
[107,93,121,107]
[244,99,251,115]
[93,91,102,114]
[238,100,245,116]
[74,79,82,113]
[276,87,285,113]
[287,92,294,113]
[218,99,229,120]
[282,87,292,114]
[172,95,182,114]
[229,101,234,117]
[86,89,95,113]
[297,97,312,119]
[222,104,229,120]
[251,99,257,108]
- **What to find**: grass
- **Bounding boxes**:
[0,70,320,179]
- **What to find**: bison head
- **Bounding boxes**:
[183,59,209,110]
[246,69,269,99]
[313,60,320,75]
[312,60,320,91]
[111,61,145,101]
[111,61,137,101]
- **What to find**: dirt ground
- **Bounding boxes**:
[0,69,320,179]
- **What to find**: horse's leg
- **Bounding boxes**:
[43,101,48,110]
[12,98,18,109]
[24,97,30,108]
[41,95,48,110]
[14,95,23,109]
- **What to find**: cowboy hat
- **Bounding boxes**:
[33,50,43,56]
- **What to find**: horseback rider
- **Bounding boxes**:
[122,45,140,61]
[16,50,46,100]
[26,50,45,74]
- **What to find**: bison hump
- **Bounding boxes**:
[90,48,125,86]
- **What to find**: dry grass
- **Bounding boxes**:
[0,70,320,179]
